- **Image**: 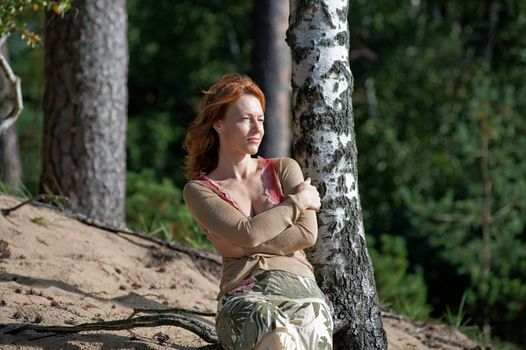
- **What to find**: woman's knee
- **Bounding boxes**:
[252,327,301,350]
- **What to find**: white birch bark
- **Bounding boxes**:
[287,1,387,348]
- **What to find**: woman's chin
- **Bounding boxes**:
[246,145,260,155]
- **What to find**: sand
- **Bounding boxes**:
[0,194,477,349]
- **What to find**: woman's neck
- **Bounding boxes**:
[211,152,256,181]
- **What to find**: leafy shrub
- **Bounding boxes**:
[368,233,431,320]
[126,169,213,250]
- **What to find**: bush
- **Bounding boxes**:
[368,234,431,320]
[126,169,213,250]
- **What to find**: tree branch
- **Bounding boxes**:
[5,314,219,344]
[0,35,23,135]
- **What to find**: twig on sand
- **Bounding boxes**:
[1,194,54,217]
[5,314,219,344]
[129,306,216,318]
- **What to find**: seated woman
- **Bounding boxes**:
[182,74,333,350]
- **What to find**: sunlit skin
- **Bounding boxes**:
[204,94,320,258]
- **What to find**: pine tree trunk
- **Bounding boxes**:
[287,1,387,348]
[0,42,22,191]
[252,0,292,158]
[42,0,128,227]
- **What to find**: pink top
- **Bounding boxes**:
[198,156,284,219]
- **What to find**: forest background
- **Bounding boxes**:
[1,1,525,349]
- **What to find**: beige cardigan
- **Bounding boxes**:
[183,157,317,300]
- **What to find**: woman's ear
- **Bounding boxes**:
[213,122,222,134]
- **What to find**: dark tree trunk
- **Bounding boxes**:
[252,0,292,158]
[42,0,128,227]
[0,42,22,191]
[287,1,387,349]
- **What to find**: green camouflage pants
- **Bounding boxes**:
[216,270,333,350]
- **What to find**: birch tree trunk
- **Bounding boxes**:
[287,1,387,348]
[42,0,128,227]
[252,0,292,158]
[0,42,22,191]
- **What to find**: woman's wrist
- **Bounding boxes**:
[288,193,308,215]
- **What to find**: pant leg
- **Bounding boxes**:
[216,271,333,350]
[252,327,301,350]
[256,272,334,350]
[217,292,301,350]
[284,298,333,350]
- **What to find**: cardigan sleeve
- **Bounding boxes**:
[245,157,318,255]
[183,176,309,248]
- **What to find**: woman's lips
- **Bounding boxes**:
[247,137,260,143]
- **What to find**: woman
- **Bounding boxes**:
[183,74,333,350]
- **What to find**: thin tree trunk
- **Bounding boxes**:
[0,41,22,191]
[42,0,128,227]
[480,101,492,345]
[252,0,292,158]
[287,1,387,349]
[480,3,499,343]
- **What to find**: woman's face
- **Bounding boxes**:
[214,94,264,156]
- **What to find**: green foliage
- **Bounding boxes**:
[368,234,431,321]
[126,169,213,250]
[441,294,488,349]
[352,0,526,344]
[127,0,253,186]
[0,0,71,42]
[442,291,475,331]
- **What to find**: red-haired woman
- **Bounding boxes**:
[183,74,333,349]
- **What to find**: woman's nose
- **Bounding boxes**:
[251,120,263,132]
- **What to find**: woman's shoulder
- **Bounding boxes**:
[268,157,300,172]
[265,156,297,165]
[183,179,213,198]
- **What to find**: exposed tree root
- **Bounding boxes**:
[5,314,219,344]
[129,307,216,318]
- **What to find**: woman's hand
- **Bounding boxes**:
[296,178,321,212]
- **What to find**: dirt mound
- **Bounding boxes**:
[0,194,476,349]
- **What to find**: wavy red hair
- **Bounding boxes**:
[183,74,266,180]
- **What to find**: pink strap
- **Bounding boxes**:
[197,175,240,209]
[197,157,285,213]
[261,158,283,204]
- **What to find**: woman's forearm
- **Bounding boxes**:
[183,181,309,248]
[245,209,317,255]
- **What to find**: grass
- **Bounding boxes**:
[30,216,48,228]
[441,291,474,331]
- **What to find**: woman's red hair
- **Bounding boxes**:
[183,74,266,180]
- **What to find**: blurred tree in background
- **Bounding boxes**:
[2,0,525,347]
[42,0,128,227]
[251,0,292,158]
